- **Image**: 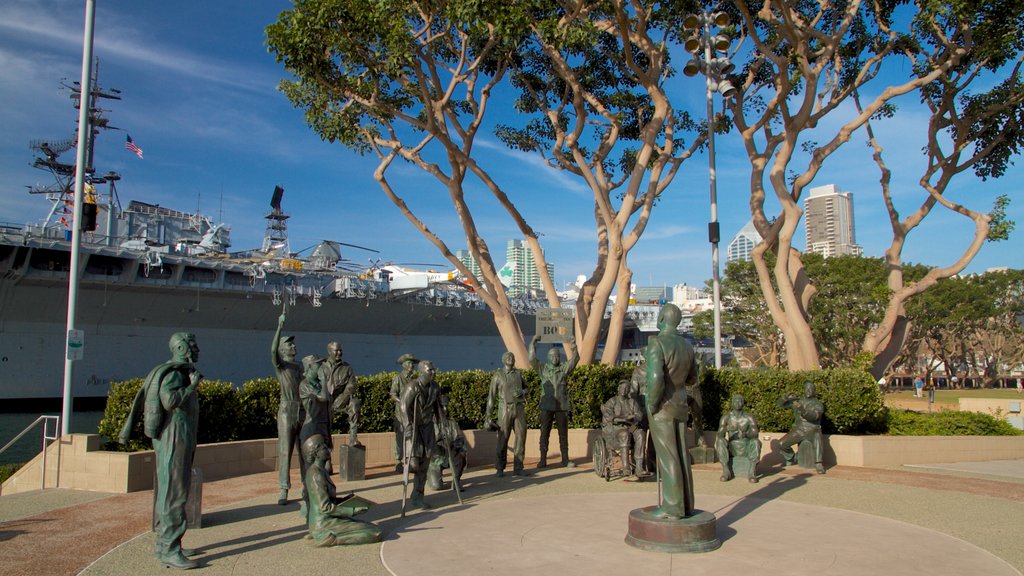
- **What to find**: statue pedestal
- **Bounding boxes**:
[689,445,715,465]
[625,506,720,553]
[729,455,756,479]
[337,444,366,481]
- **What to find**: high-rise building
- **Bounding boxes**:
[804,184,863,257]
[505,239,554,296]
[727,219,762,262]
[455,249,483,279]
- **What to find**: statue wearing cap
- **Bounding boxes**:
[299,355,330,451]
[389,353,419,470]
[273,312,306,506]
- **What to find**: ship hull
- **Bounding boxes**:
[0,244,528,401]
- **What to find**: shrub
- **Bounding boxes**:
[0,462,24,484]
[702,367,886,434]
[886,409,1024,436]
[99,363,898,452]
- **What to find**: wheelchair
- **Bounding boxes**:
[592,427,647,482]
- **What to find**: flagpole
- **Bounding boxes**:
[62,0,98,436]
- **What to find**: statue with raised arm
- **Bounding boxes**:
[778,381,826,474]
[399,359,442,511]
[319,341,362,448]
[484,351,528,477]
[715,394,761,483]
[601,379,647,478]
[644,304,698,519]
[272,313,305,506]
[301,434,383,546]
[529,334,579,468]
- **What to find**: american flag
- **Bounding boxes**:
[125,134,144,159]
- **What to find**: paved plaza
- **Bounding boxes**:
[2,460,1023,576]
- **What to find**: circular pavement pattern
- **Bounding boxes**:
[381,493,1021,576]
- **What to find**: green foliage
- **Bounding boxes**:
[235,378,279,441]
[886,409,1024,436]
[0,462,24,484]
[98,378,148,451]
[98,365,913,452]
[702,367,886,434]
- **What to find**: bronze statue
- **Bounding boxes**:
[301,434,383,546]
[318,341,362,447]
[645,304,698,518]
[299,355,330,449]
[600,379,647,478]
[529,334,578,468]
[272,313,306,505]
[144,332,203,569]
[778,381,826,474]
[714,394,761,483]
[484,352,529,477]
[399,359,443,512]
[390,353,418,471]
[427,414,467,491]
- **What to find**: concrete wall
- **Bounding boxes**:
[4,430,1024,496]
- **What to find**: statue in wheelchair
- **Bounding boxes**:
[593,380,650,481]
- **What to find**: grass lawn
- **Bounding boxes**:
[886,388,1024,403]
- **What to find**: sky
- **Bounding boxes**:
[1,1,1021,293]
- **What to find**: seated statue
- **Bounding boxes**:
[600,379,647,477]
[301,434,383,546]
[778,381,826,474]
[427,416,467,491]
[714,394,761,483]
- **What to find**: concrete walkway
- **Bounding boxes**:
[2,460,1023,576]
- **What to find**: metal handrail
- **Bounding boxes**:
[0,415,62,494]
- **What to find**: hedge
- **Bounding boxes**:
[886,408,1024,436]
[96,365,912,452]
[703,367,888,435]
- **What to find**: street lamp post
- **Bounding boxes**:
[683,10,736,369]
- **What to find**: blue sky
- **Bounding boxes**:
[1,1,1020,292]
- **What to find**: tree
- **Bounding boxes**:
[268,1,712,366]
[854,2,1024,377]
[267,2,556,365]
[693,258,784,368]
[724,0,1020,372]
[496,2,707,363]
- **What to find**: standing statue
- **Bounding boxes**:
[390,353,419,472]
[484,351,529,477]
[714,394,761,483]
[778,381,826,474]
[299,355,330,450]
[130,332,203,570]
[301,434,383,546]
[601,379,647,478]
[318,341,362,448]
[529,334,579,468]
[645,304,698,518]
[399,359,443,512]
[272,313,305,505]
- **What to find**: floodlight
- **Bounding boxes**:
[718,79,737,98]
[711,12,730,26]
[682,14,701,29]
[710,58,735,75]
[711,35,731,52]
[683,59,702,77]
[684,35,702,53]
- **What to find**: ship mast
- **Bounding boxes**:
[262,185,290,256]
